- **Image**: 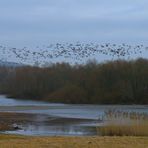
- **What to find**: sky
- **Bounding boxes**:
[0,0,148,47]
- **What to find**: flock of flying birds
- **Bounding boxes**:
[0,43,148,65]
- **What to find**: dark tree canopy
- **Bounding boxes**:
[0,58,148,104]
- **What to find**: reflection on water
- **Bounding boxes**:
[5,125,97,136]
[0,95,148,136]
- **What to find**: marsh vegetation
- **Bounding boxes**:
[98,110,148,136]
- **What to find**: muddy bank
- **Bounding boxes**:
[0,112,99,125]
[0,112,38,131]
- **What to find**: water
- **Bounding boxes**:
[0,95,147,136]
[0,95,65,106]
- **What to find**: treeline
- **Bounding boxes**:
[0,58,148,104]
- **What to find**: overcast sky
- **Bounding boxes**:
[0,0,148,47]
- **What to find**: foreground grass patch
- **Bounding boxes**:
[0,134,25,140]
[0,135,148,148]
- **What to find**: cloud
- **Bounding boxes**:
[0,0,148,46]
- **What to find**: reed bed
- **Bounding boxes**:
[97,110,148,136]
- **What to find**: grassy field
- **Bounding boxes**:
[0,135,148,148]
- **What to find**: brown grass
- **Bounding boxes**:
[0,135,148,148]
[97,110,148,136]
[98,123,148,136]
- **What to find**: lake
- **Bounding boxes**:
[0,95,147,136]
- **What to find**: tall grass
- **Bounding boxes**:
[97,110,148,136]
